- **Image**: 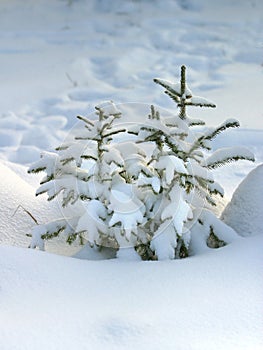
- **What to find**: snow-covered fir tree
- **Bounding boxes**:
[28,66,254,260]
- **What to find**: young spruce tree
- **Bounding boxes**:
[28,66,254,260]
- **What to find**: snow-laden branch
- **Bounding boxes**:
[205,147,255,169]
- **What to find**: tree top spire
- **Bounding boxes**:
[154,65,216,120]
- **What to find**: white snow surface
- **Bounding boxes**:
[0,234,262,350]
[221,164,263,237]
[0,0,263,349]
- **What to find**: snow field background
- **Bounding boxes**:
[0,0,263,349]
[0,0,262,199]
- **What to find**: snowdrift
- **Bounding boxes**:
[0,161,77,255]
[221,164,263,237]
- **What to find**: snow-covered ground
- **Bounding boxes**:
[0,0,262,349]
[1,233,263,350]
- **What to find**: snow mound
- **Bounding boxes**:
[0,161,41,247]
[0,161,75,255]
[221,164,263,236]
